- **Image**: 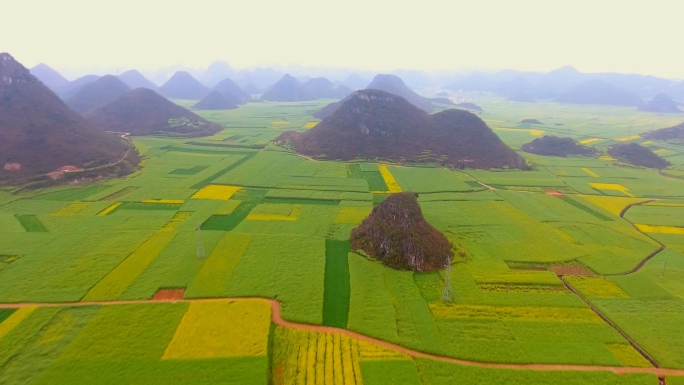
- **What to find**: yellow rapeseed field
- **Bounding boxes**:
[53,201,91,216]
[189,232,252,296]
[645,202,684,208]
[97,202,122,216]
[274,327,409,385]
[635,224,684,235]
[377,165,402,193]
[161,211,193,231]
[599,155,617,162]
[495,128,545,136]
[163,300,271,359]
[580,196,649,216]
[564,276,629,298]
[615,135,641,142]
[653,149,672,155]
[0,307,36,340]
[581,168,599,178]
[247,204,302,221]
[579,138,602,145]
[589,183,635,197]
[82,231,176,301]
[334,207,372,224]
[303,122,319,129]
[191,185,242,200]
[606,344,651,367]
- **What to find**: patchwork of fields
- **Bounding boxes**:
[1,98,684,383]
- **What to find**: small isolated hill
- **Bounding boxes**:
[557,80,645,107]
[30,63,69,90]
[261,74,351,101]
[522,136,597,157]
[193,90,239,110]
[65,75,131,113]
[350,192,452,272]
[519,119,543,124]
[118,70,158,90]
[84,88,222,137]
[158,71,210,100]
[642,122,684,140]
[640,94,681,113]
[455,102,483,112]
[0,53,134,182]
[608,143,670,169]
[213,78,250,102]
[280,89,526,169]
[365,74,433,112]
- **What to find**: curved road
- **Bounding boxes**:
[1,296,683,377]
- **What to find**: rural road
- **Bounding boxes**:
[1,296,683,378]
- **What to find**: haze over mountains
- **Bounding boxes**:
[65,75,131,113]
[118,69,158,90]
[27,60,684,114]
[0,53,135,181]
[313,74,441,119]
[84,88,222,137]
[158,71,210,100]
[261,74,352,102]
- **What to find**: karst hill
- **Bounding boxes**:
[84,88,222,137]
[0,53,135,182]
[280,89,527,170]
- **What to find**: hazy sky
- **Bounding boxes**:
[3,0,682,78]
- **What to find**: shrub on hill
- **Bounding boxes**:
[350,192,452,272]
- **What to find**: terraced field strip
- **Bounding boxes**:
[322,240,351,328]
[0,306,36,339]
[2,297,684,377]
[186,233,252,297]
[163,300,270,359]
[14,214,48,232]
[101,186,139,201]
[191,151,257,189]
[81,231,177,301]
[201,189,266,231]
[559,276,660,368]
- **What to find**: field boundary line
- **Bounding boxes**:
[1,297,684,376]
[558,276,660,368]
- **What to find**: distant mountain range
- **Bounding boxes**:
[84,88,222,137]
[65,75,131,114]
[261,74,352,102]
[1,53,136,182]
[447,66,684,102]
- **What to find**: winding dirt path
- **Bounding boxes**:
[1,297,684,377]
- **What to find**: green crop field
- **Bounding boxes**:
[1,96,684,383]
